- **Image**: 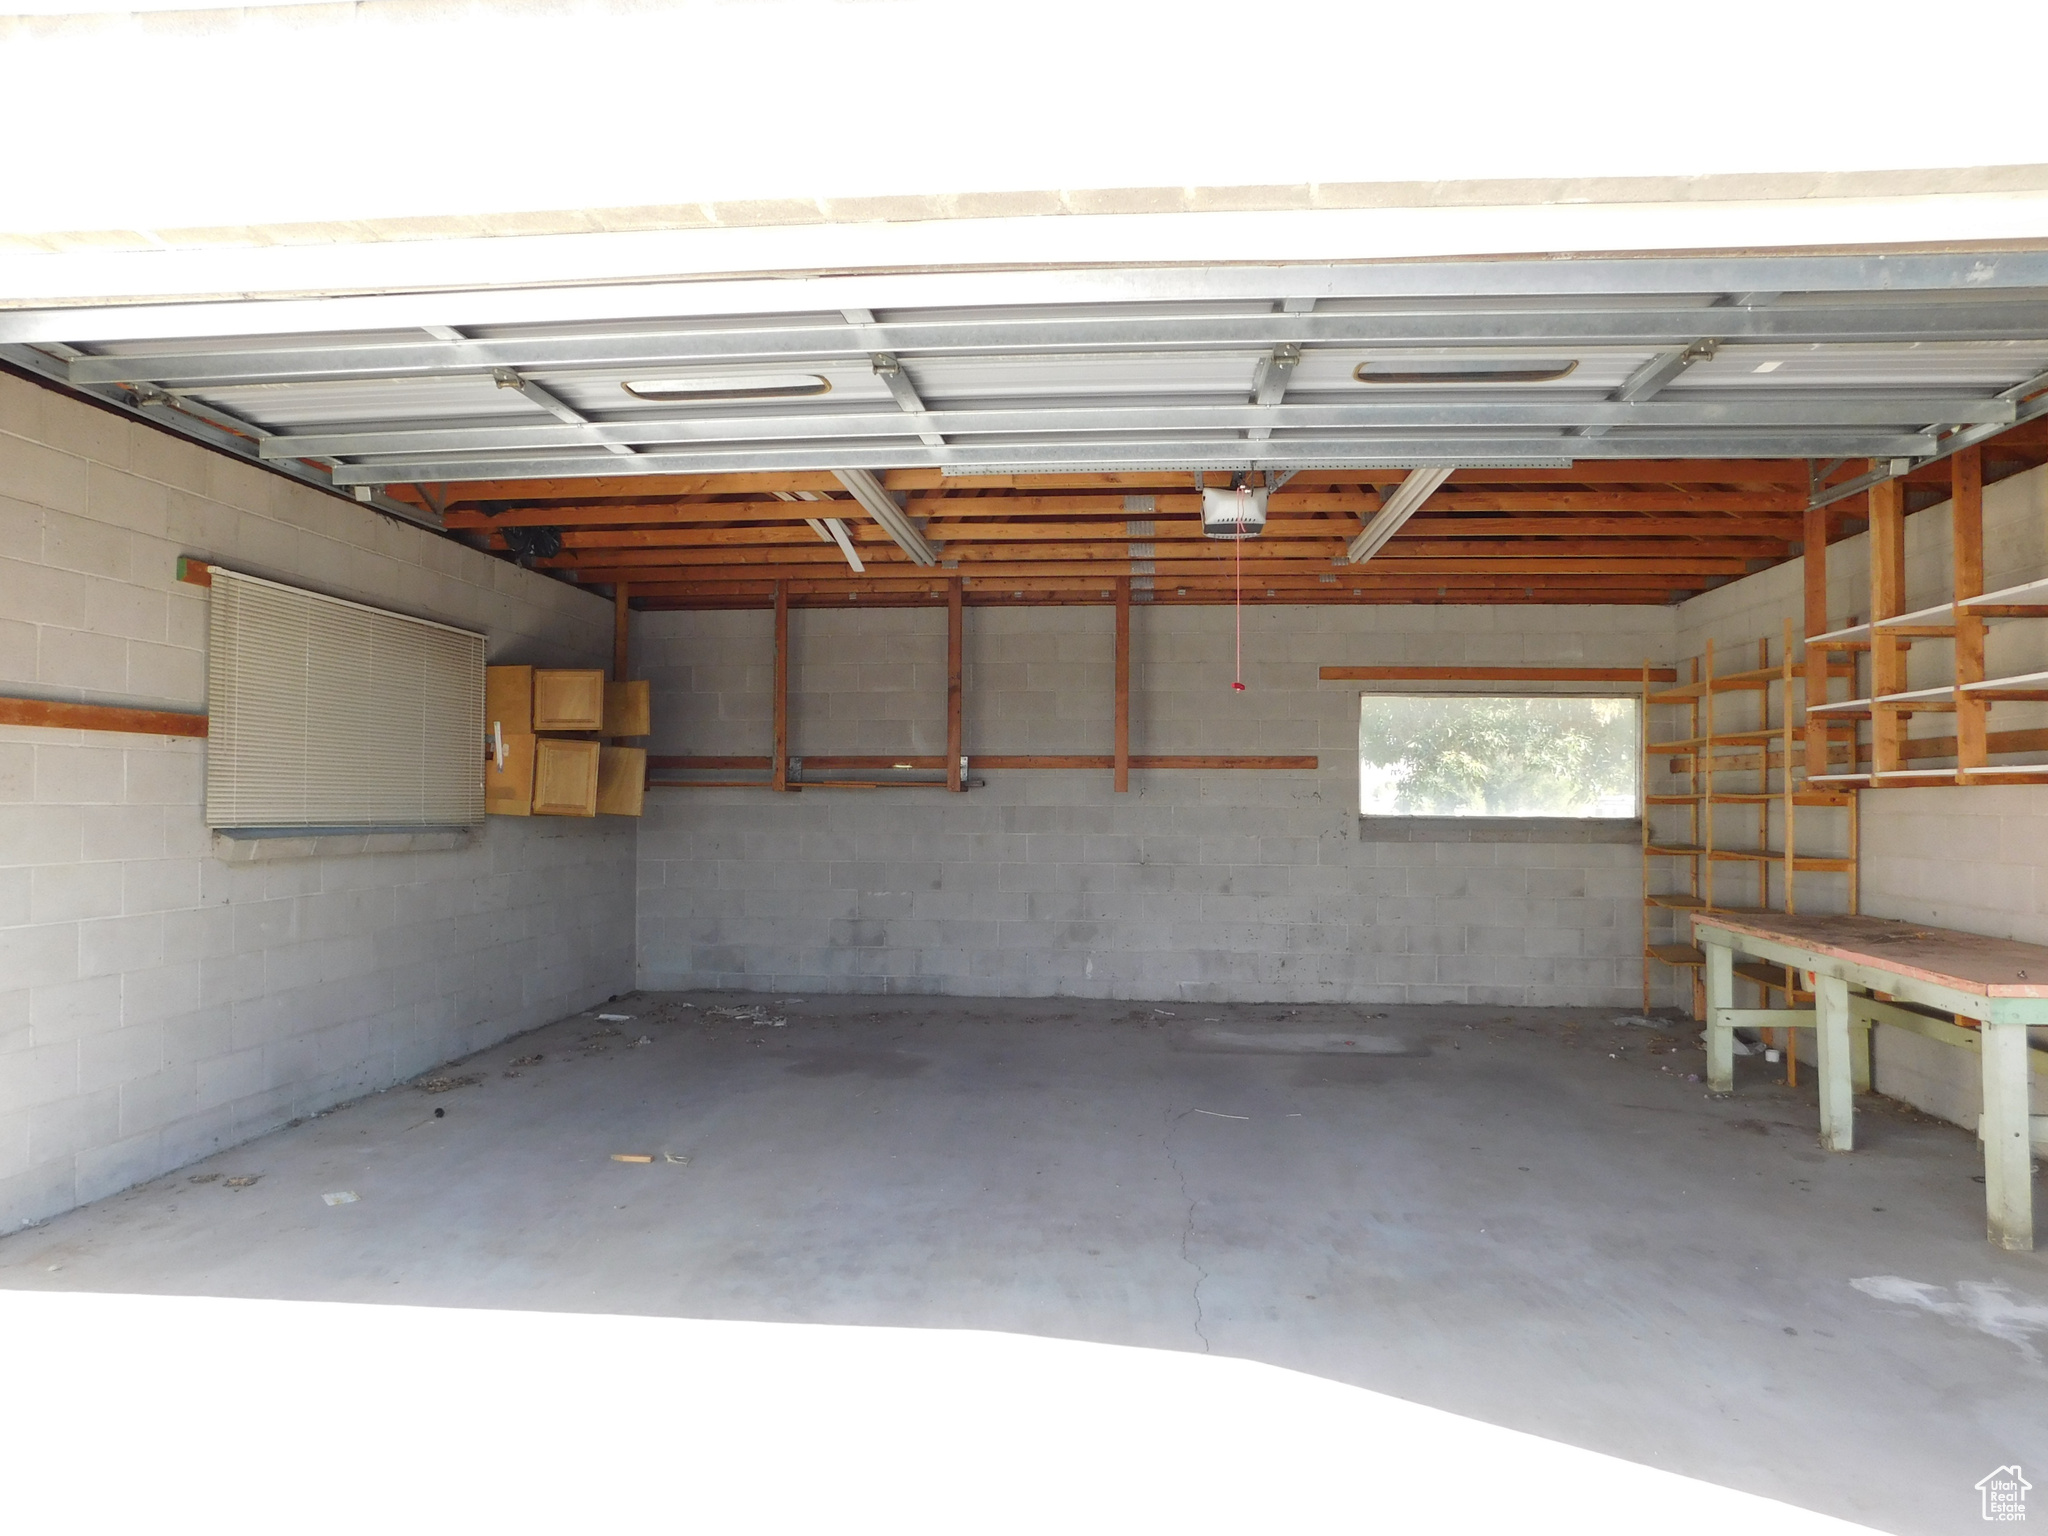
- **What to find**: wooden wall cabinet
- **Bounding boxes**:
[485,732,537,816]
[533,737,601,816]
[603,679,651,738]
[596,745,647,816]
[485,665,533,736]
[533,669,606,731]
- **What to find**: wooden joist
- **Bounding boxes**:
[648,753,1318,773]
[1321,665,1678,684]
[1,697,208,737]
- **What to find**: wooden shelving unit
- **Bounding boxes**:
[1641,623,1859,1020]
[1807,446,2048,787]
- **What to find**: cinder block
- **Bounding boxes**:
[36,627,129,697]
[78,913,164,978]
[27,1085,118,1164]
[0,922,79,990]
[30,862,123,923]
[1,437,90,516]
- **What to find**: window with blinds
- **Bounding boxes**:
[204,568,486,829]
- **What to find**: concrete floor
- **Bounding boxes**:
[2,995,2042,1534]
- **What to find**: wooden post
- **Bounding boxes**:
[1782,620,1796,915]
[1704,939,1735,1092]
[1113,577,1131,794]
[1868,477,1908,777]
[772,580,790,792]
[946,578,964,793]
[1802,504,1831,779]
[1953,447,1988,776]
[1641,659,1652,1015]
[1702,640,1716,914]
[1813,973,1855,1152]
[1979,1017,2036,1251]
[612,582,631,681]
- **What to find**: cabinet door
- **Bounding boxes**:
[603,679,651,738]
[485,732,537,816]
[533,669,606,730]
[533,737,601,816]
[485,665,534,735]
[596,746,647,816]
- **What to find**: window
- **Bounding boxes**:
[1358,695,1639,818]
[205,567,486,830]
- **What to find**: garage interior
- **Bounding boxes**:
[5,14,2048,1524]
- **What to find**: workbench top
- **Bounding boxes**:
[1692,912,2048,998]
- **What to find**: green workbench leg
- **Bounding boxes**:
[1980,1020,2035,1252]
[1704,940,1735,1094]
[1814,974,1854,1152]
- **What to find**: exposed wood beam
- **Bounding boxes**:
[1802,501,1831,779]
[562,555,1750,582]
[0,697,208,737]
[649,753,1319,773]
[613,582,630,680]
[1954,446,1988,772]
[1321,666,1679,684]
[528,523,1794,551]
[772,581,790,792]
[1114,577,1131,794]
[1868,475,1908,775]
[947,578,964,793]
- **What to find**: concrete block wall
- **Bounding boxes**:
[0,374,634,1230]
[1676,461,2048,1134]
[636,600,1678,1006]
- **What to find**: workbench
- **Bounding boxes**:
[1692,912,2048,1251]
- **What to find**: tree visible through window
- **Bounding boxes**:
[1359,695,1639,818]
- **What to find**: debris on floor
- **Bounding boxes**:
[611,1153,653,1163]
[707,1004,787,1027]
[662,1152,690,1165]
[224,1176,259,1188]
[321,1192,358,1206]
[632,1036,652,1047]
[597,1013,633,1021]
[187,1174,219,1184]
[416,1074,482,1094]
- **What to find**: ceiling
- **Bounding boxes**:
[8,251,2048,606]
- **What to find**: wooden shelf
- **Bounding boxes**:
[1964,668,2048,702]
[1960,574,2048,612]
[1807,622,1872,648]
[1647,667,1782,702]
[1650,728,1789,751]
[1643,623,1859,1013]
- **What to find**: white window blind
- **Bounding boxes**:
[205,568,486,829]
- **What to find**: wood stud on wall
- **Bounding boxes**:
[1867,478,1910,778]
[649,573,1315,792]
[1114,577,1131,794]
[946,577,964,793]
[1953,449,1988,773]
